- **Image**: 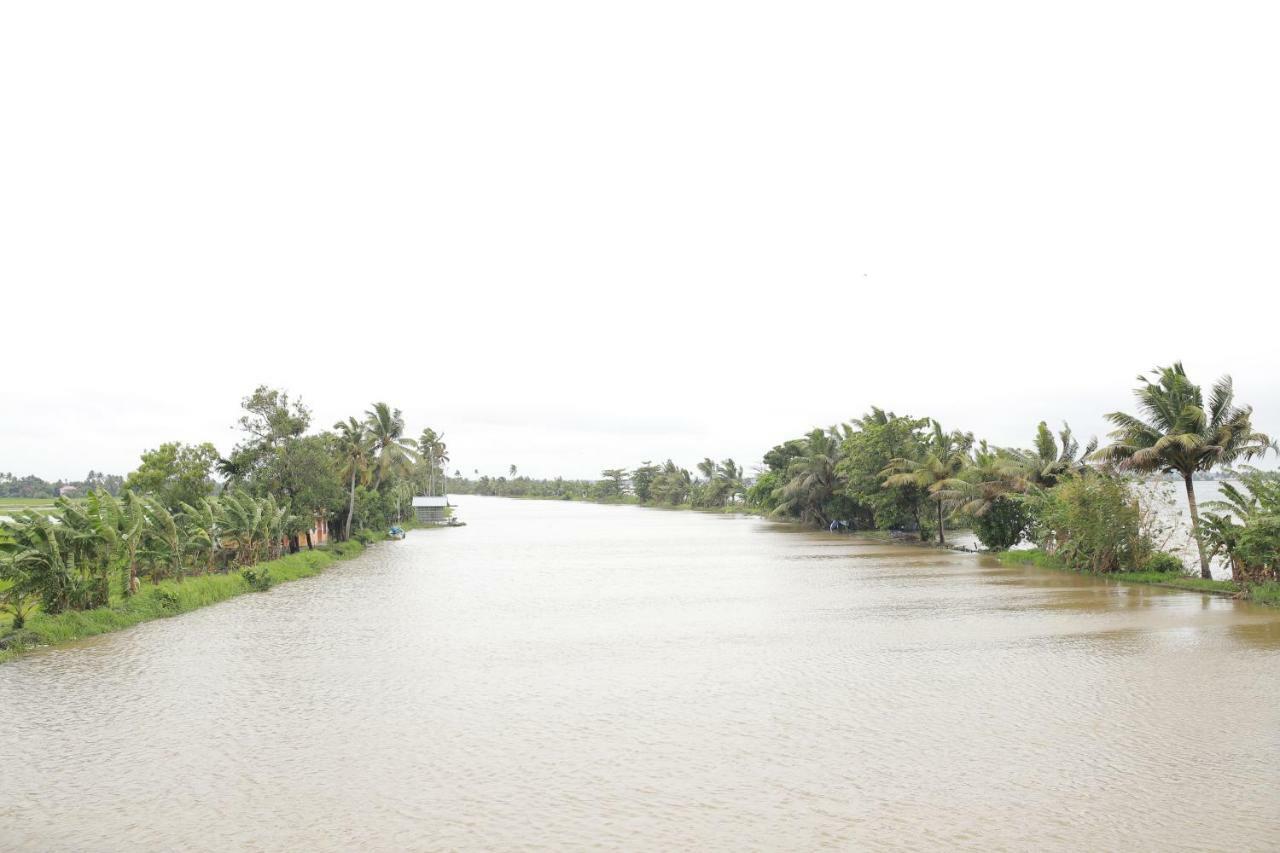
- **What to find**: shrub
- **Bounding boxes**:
[1028,474,1153,572]
[1144,551,1185,574]
[241,567,273,591]
[149,587,181,611]
[973,497,1031,550]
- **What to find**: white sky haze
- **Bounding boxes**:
[2,2,1278,480]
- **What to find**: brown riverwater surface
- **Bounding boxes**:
[3,496,1280,851]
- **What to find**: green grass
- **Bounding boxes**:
[0,497,59,510]
[995,548,1280,605]
[0,534,378,663]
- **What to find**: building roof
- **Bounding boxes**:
[412,495,450,507]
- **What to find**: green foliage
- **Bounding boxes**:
[149,586,181,611]
[630,462,660,503]
[881,421,973,544]
[836,409,930,533]
[746,470,782,512]
[773,428,844,527]
[123,442,219,512]
[240,566,273,591]
[1027,474,1153,573]
[1144,552,1185,574]
[1201,469,1280,585]
[972,496,1031,550]
[649,460,693,505]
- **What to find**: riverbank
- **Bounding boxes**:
[996,548,1280,606]
[0,534,387,663]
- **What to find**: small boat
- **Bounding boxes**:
[388,526,406,540]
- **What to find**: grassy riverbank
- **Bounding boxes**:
[996,549,1280,606]
[0,536,380,663]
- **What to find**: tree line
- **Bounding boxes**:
[450,458,746,508]
[753,362,1274,583]
[459,363,1277,587]
[0,386,452,627]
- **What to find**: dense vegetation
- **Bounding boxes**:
[450,458,746,509]
[0,387,451,642]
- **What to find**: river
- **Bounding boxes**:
[2,496,1279,851]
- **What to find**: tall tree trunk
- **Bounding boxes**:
[345,468,357,541]
[1185,474,1212,580]
[937,501,946,546]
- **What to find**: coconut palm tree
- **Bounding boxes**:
[882,421,973,545]
[718,459,744,503]
[364,403,418,490]
[1010,422,1097,488]
[418,428,448,496]
[334,417,372,541]
[1094,363,1274,578]
[951,441,1025,518]
[774,429,844,527]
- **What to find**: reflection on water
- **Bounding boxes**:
[2,496,1279,851]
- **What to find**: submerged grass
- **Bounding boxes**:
[0,537,373,663]
[996,548,1280,605]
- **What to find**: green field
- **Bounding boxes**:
[0,497,60,511]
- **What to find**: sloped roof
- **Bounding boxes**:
[412,495,450,507]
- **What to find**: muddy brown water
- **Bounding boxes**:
[2,496,1278,851]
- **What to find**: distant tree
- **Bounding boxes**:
[599,468,628,500]
[631,462,660,503]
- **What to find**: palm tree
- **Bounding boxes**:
[882,421,973,545]
[718,458,744,503]
[1095,362,1274,578]
[364,403,418,490]
[1010,422,1097,488]
[334,417,371,541]
[774,429,844,527]
[418,428,448,496]
[509,464,518,478]
[951,441,1025,518]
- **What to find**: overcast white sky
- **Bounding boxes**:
[2,2,1277,481]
